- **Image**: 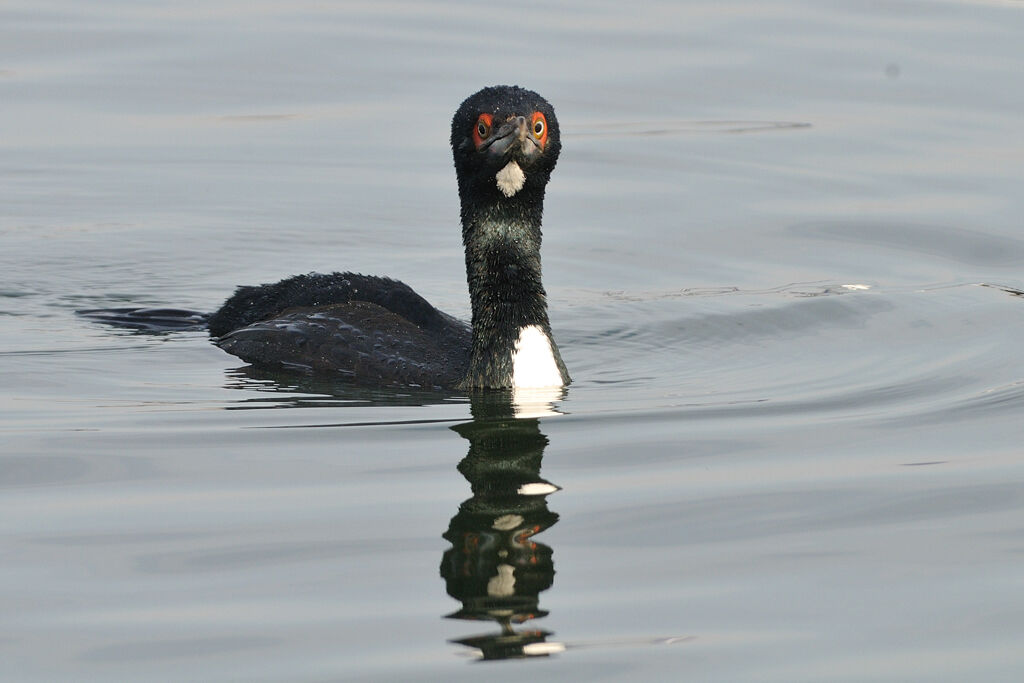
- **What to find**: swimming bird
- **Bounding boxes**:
[205,85,570,390]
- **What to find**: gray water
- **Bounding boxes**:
[3,1,1024,680]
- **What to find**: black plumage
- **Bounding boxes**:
[210,272,471,387]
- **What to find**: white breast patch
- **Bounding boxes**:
[511,325,563,388]
[495,161,526,197]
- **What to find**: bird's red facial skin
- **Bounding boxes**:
[531,111,548,150]
[473,111,548,151]
[472,113,493,149]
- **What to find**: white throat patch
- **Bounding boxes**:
[511,325,563,388]
[495,161,526,197]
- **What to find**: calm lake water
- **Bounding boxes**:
[3,1,1024,680]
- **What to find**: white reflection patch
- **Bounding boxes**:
[487,564,516,597]
[512,385,563,419]
[492,514,524,531]
[517,482,560,496]
[522,642,567,656]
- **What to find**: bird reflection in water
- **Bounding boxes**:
[441,388,565,660]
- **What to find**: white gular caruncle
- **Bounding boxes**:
[495,161,526,197]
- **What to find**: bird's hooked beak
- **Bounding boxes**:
[483,116,541,160]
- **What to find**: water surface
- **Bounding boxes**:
[3,1,1024,681]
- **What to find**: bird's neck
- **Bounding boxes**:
[459,197,568,389]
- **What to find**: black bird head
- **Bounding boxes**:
[451,85,560,203]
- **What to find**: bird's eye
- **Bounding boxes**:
[531,112,548,146]
[472,113,493,149]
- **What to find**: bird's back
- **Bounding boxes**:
[211,272,471,388]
